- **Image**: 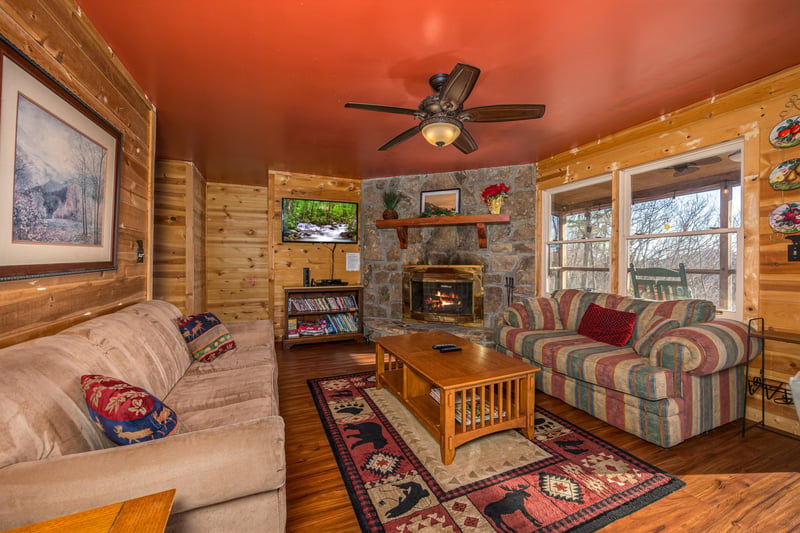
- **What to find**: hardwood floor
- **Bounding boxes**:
[278,341,800,532]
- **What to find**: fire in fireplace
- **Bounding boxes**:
[402,265,483,326]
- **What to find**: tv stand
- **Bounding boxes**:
[283,285,363,348]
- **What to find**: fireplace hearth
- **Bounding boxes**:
[402,265,483,326]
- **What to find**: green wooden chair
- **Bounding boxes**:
[629,263,691,300]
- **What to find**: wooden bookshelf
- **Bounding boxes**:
[375,214,510,248]
[283,285,364,348]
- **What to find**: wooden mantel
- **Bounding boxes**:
[375,214,510,249]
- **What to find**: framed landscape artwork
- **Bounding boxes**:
[0,39,121,281]
[420,188,460,216]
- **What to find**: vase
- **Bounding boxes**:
[382,208,399,220]
[487,196,504,214]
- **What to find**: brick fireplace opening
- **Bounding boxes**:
[402,265,484,327]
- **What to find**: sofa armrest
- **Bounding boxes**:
[0,416,285,530]
[500,296,563,330]
[226,320,275,349]
[649,319,762,375]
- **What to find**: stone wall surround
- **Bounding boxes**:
[361,165,536,343]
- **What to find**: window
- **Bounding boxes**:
[541,139,744,319]
[542,175,613,292]
[622,141,742,316]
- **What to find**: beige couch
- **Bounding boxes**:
[0,300,286,532]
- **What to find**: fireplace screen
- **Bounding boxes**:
[402,265,483,326]
[413,281,472,316]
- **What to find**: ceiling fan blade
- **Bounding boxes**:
[453,127,478,154]
[439,63,481,112]
[377,125,420,151]
[694,155,722,166]
[673,166,699,177]
[461,104,546,122]
[344,102,419,116]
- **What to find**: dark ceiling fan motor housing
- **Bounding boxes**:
[345,63,546,154]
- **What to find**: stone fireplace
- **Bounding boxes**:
[402,265,483,327]
[359,164,536,345]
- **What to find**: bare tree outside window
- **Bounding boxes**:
[544,142,743,317]
[627,152,742,312]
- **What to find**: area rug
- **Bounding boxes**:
[308,371,685,533]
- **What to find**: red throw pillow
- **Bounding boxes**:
[578,303,637,346]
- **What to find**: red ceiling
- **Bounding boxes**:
[75,0,800,184]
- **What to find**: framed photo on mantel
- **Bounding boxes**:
[0,38,122,282]
[420,188,460,216]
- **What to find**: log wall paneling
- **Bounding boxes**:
[0,1,154,347]
[191,165,207,312]
[153,160,206,315]
[206,183,269,323]
[536,64,800,435]
[268,171,361,339]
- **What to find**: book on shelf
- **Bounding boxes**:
[287,294,359,314]
[287,318,299,338]
[298,321,326,336]
[429,387,505,426]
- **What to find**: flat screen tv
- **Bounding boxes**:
[281,198,358,244]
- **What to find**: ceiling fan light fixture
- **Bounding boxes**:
[420,116,462,147]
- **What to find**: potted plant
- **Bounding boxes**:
[382,189,404,219]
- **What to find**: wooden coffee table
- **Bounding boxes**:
[374,331,539,465]
[3,489,175,532]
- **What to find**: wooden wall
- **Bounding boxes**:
[205,182,269,322]
[153,160,206,314]
[268,171,361,339]
[536,64,800,435]
[0,1,154,347]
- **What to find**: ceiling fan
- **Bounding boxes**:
[669,156,722,177]
[344,63,545,154]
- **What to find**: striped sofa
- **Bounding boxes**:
[494,289,759,447]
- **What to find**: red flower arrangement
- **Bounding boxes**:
[481,183,510,203]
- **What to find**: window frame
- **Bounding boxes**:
[619,139,743,319]
[540,139,744,320]
[541,173,613,294]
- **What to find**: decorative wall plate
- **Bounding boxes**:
[768,159,800,190]
[769,202,800,233]
[769,115,800,148]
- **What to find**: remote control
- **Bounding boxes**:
[432,343,457,349]
[439,346,462,352]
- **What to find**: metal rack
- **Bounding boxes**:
[742,317,800,440]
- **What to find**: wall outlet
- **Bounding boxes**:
[788,236,800,262]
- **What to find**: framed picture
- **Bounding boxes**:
[420,188,460,216]
[0,39,122,281]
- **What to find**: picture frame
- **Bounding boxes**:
[420,188,460,216]
[0,39,122,281]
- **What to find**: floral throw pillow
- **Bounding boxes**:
[177,312,236,362]
[81,375,181,446]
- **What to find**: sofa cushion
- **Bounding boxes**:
[166,351,278,419]
[503,297,563,330]
[617,297,716,330]
[178,312,236,362]
[81,375,181,445]
[0,336,114,469]
[633,316,680,357]
[577,303,637,346]
[60,300,192,400]
[495,326,576,358]
[552,289,625,330]
[500,330,675,400]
